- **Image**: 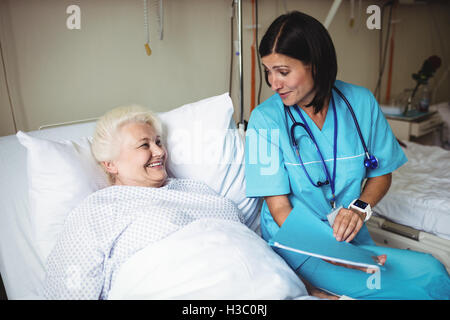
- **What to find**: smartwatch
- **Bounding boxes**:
[348,199,372,222]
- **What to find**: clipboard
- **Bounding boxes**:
[268,207,381,271]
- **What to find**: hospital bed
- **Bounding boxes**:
[0,93,318,300]
[2,93,448,299]
[0,121,99,299]
[367,140,450,273]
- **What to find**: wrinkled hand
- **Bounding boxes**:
[332,207,366,243]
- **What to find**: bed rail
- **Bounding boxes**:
[380,220,420,241]
[367,216,450,273]
[38,117,98,130]
[0,273,7,300]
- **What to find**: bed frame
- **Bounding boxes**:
[367,216,450,274]
[0,274,7,300]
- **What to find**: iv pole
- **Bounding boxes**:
[236,0,245,132]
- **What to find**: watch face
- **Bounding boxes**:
[353,199,368,210]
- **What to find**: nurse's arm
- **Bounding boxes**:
[333,173,392,243]
[264,194,292,227]
[359,173,392,208]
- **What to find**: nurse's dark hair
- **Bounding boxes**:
[259,11,337,113]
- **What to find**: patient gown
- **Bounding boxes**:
[245,80,450,299]
[43,178,243,300]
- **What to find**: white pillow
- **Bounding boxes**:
[159,94,261,230]
[16,133,110,262]
[18,93,261,263]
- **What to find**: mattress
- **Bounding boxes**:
[0,122,97,299]
[374,140,450,240]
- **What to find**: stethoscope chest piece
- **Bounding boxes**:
[364,154,379,169]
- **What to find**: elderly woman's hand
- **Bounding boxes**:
[332,207,366,243]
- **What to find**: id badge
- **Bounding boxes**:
[327,205,343,227]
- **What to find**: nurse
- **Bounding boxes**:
[245,11,450,299]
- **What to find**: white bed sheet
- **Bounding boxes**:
[374,141,450,240]
[0,122,97,299]
[109,219,309,300]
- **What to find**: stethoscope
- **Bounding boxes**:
[285,86,378,208]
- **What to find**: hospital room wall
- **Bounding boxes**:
[0,0,449,136]
[238,0,450,123]
[0,0,232,135]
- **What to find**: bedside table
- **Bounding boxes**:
[385,111,443,142]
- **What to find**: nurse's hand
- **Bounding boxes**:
[324,254,387,273]
[332,207,365,243]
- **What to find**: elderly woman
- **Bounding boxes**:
[42,105,310,300]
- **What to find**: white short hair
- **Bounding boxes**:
[91,104,163,165]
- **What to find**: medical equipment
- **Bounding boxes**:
[285,94,337,207]
[143,0,164,56]
[323,0,343,29]
[143,0,152,55]
[284,86,379,207]
[333,86,379,170]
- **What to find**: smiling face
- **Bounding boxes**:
[102,121,168,188]
[262,53,315,107]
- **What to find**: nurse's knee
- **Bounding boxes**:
[420,253,447,274]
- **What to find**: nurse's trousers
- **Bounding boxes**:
[297,244,450,300]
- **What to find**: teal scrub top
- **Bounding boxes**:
[245,80,407,246]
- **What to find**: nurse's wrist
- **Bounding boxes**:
[348,198,372,222]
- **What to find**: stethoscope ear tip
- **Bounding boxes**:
[317,180,330,187]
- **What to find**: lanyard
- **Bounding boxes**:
[291,94,338,208]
